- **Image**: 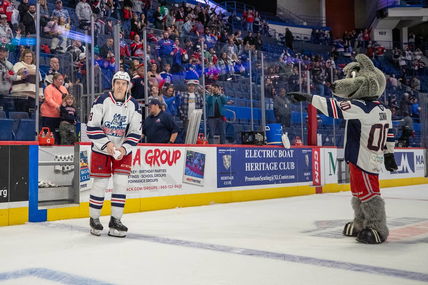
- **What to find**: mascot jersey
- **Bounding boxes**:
[87,92,142,156]
[312,95,395,174]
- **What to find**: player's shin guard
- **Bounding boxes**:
[89,177,109,219]
[109,174,128,237]
[343,197,364,237]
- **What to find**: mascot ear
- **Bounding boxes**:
[343,62,360,77]
[368,76,380,96]
[355,54,375,71]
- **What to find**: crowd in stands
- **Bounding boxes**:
[0,0,426,146]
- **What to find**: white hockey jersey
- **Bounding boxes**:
[87,92,142,155]
[312,95,395,174]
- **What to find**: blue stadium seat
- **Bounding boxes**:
[15,119,36,141]
[0,118,14,140]
[8,111,30,134]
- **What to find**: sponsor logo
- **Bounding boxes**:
[0,187,7,198]
[328,151,337,176]
[312,148,321,186]
[145,149,181,167]
[222,154,231,170]
[395,152,415,174]
[415,155,425,171]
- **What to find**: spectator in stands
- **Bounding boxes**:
[76,0,92,30]
[22,3,36,35]
[171,38,187,73]
[273,88,291,132]
[409,96,420,119]
[130,33,144,57]
[410,76,421,91]
[217,51,234,81]
[285,28,293,50]
[0,14,12,44]
[157,31,175,68]
[51,0,70,25]
[143,98,178,143]
[45,57,71,88]
[11,49,42,113]
[50,16,70,53]
[147,62,161,86]
[0,0,12,24]
[163,84,179,118]
[99,37,114,59]
[206,83,231,144]
[130,63,145,101]
[66,40,86,62]
[243,9,254,32]
[179,80,203,140]
[40,73,68,142]
[119,32,131,58]
[0,45,15,112]
[18,0,29,21]
[398,111,413,147]
[39,0,49,27]
[160,63,172,84]
[130,13,145,40]
[59,93,77,145]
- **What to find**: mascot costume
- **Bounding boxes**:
[289,54,398,244]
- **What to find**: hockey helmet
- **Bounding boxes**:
[112,71,131,86]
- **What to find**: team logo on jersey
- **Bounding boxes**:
[103,114,127,137]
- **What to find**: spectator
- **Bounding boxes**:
[147,62,161,86]
[0,45,16,112]
[130,34,144,57]
[285,28,293,49]
[51,0,70,25]
[157,31,175,68]
[66,39,86,62]
[76,0,92,30]
[39,0,50,27]
[410,76,420,91]
[163,84,179,118]
[59,93,77,145]
[11,49,42,113]
[159,63,172,84]
[99,37,114,59]
[206,83,231,144]
[397,111,413,147]
[22,3,36,35]
[40,73,68,142]
[0,0,12,24]
[143,98,179,143]
[178,80,203,140]
[18,0,29,21]
[0,14,12,44]
[50,16,70,53]
[130,63,145,101]
[273,88,292,132]
[243,9,254,32]
[44,57,71,88]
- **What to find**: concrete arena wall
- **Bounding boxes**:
[0,143,427,226]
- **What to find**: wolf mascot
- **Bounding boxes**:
[289,54,398,244]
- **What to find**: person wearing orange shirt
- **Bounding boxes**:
[40,73,68,143]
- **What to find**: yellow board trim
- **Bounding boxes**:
[0,208,9,227]
[8,207,28,225]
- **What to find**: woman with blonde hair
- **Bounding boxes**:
[11,49,43,113]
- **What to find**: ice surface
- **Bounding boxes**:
[0,184,427,285]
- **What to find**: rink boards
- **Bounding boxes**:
[0,142,427,226]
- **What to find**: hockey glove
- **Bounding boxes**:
[287,92,313,103]
[384,153,398,172]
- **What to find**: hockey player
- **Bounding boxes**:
[289,54,398,244]
[87,71,142,237]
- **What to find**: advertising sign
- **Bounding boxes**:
[217,147,312,188]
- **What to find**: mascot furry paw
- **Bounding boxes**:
[289,54,398,244]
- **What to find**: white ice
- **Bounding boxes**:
[0,184,427,285]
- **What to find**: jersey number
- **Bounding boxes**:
[367,124,389,151]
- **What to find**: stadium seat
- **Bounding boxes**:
[0,110,6,118]
[8,112,30,134]
[0,118,14,140]
[15,119,36,141]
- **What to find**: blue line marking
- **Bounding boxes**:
[41,223,428,283]
[0,268,115,285]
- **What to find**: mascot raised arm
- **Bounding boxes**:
[289,54,398,244]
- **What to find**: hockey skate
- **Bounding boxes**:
[108,217,128,238]
[90,218,104,236]
[356,228,386,244]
